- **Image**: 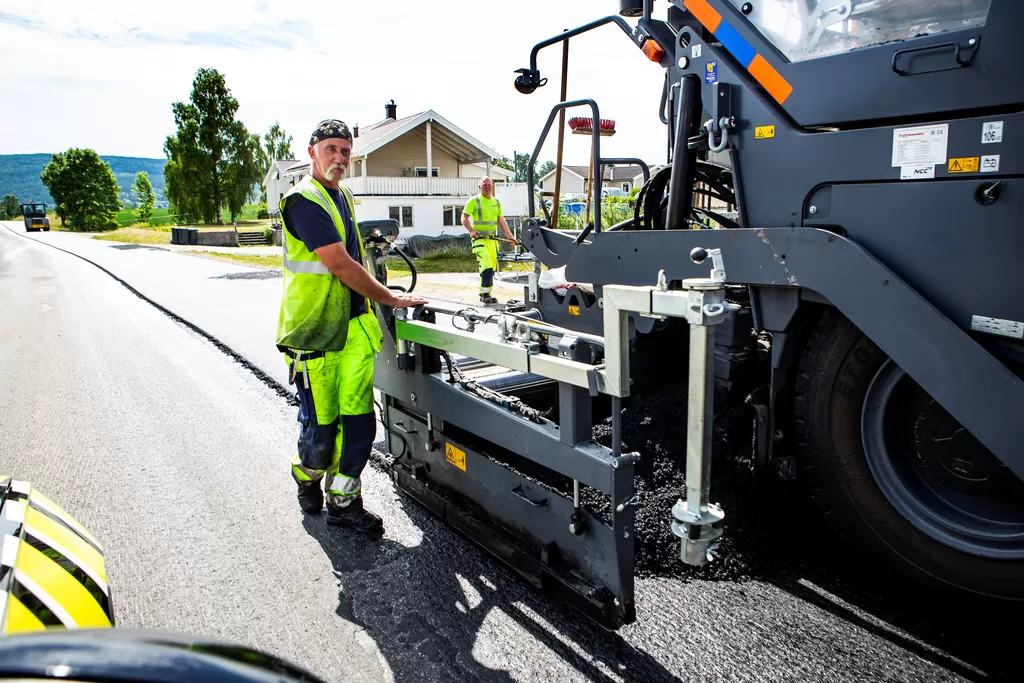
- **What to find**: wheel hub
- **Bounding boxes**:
[862,358,1024,560]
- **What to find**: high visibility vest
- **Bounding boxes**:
[276,175,368,352]
[467,194,502,234]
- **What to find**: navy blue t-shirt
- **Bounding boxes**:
[283,187,367,318]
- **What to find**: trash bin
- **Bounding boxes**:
[187,228,198,245]
[171,227,181,244]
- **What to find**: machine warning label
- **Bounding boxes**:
[900,164,934,180]
[971,315,1024,340]
[568,305,580,316]
[947,157,980,173]
[981,155,1000,172]
[705,61,718,84]
[755,126,775,139]
[692,44,702,58]
[982,121,1003,144]
[891,124,948,167]
[445,443,467,471]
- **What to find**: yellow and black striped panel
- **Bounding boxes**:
[0,477,113,634]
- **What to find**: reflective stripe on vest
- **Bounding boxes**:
[473,196,499,232]
[276,176,365,352]
[282,254,330,274]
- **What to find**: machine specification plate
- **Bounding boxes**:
[892,124,948,167]
[971,315,1024,340]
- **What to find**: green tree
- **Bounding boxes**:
[223,122,266,221]
[512,153,555,185]
[258,122,294,203]
[1,194,19,220]
[40,149,119,231]
[133,171,156,224]
[40,151,71,226]
[264,122,294,161]
[165,68,257,224]
[493,156,514,172]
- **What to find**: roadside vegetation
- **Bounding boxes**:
[180,242,491,275]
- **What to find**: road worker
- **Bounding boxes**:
[277,119,426,534]
[461,177,516,305]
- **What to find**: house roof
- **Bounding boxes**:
[352,109,500,162]
[539,163,648,184]
[273,109,502,180]
[263,158,299,186]
[463,161,516,180]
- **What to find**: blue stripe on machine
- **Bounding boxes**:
[714,20,756,68]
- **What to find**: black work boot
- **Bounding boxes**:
[326,498,384,535]
[480,293,498,305]
[296,482,323,513]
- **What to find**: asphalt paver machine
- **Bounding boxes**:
[369,0,1024,628]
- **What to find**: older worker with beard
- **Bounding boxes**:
[277,119,426,534]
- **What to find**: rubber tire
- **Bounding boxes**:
[793,310,1024,601]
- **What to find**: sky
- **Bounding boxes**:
[0,0,672,169]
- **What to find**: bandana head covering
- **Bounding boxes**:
[309,119,352,146]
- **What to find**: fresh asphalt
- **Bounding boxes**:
[0,222,1017,682]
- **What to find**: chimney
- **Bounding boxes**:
[353,123,359,138]
[385,99,397,121]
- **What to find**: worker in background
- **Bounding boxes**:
[462,177,515,305]
[278,119,426,534]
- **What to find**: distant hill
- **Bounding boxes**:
[0,154,167,207]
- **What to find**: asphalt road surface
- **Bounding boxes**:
[1,223,1019,682]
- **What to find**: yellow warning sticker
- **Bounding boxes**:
[755,125,775,139]
[445,443,466,471]
[947,157,980,173]
[568,305,580,316]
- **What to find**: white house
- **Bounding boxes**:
[263,159,303,212]
[539,163,651,197]
[265,102,528,237]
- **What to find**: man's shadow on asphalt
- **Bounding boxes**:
[301,492,681,683]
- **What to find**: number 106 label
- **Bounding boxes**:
[982,121,1003,144]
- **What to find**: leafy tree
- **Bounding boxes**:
[264,122,294,161]
[133,171,156,224]
[493,156,514,172]
[258,122,294,203]
[1,194,18,220]
[511,153,555,185]
[165,68,260,224]
[40,149,119,231]
[223,122,265,221]
[40,152,71,225]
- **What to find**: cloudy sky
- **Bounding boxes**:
[0,0,671,168]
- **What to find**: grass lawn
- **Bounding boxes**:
[180,249,485,275]
[92,227,172,244]
[387,251,478,274]
[91,225,231,245]
[185,252,283,268]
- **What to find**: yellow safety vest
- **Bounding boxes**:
[276,176,368,352]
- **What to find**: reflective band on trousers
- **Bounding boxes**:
[283,253,331,275]
[327,473,360,497]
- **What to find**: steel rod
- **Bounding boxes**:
[685,322,715,517]
[551,32,569,225]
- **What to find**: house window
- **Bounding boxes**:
[415,167,440,177]
[389,205,413,228]
[442,206,462,227]
[621,182,631,192]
